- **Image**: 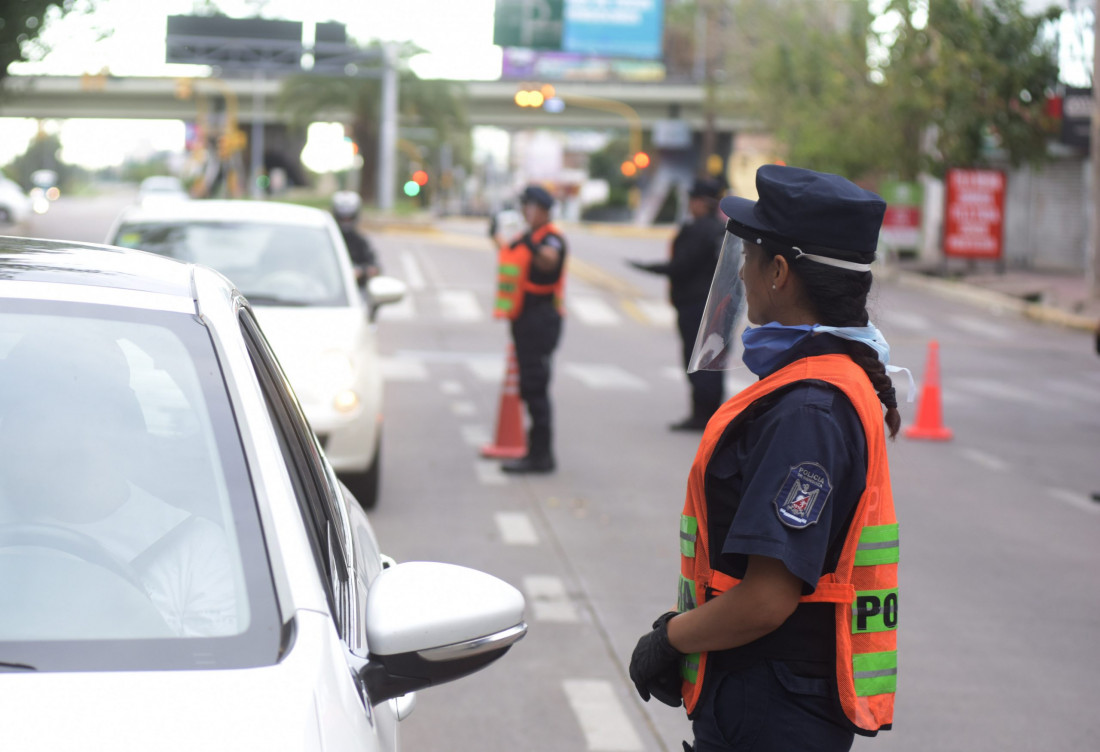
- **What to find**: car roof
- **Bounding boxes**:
[0,235,199,301]
[117,199,333,228]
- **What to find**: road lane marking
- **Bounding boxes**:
[451,400,477,417]
[495,512,538,545]
[400,252,426,291]
[461,424,491,447]
[562,680,643,751]
[441,380,464,395]
[959,447,1009,472]
[1047,378,1100,404]
[1047,488,1100,515]
[632,299,675,328]
[465,356,508,382]
[379,356,429,382]
[475,459,508,486]
[439,290,484,322]
[947,315,1012,341]
[953,378,1046,405]
[879,310,930,331]
[563,363,648,391]
[568,295,623,326]
[523,575,579,623]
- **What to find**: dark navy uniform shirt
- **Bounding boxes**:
[705,335,867,671]
[521,228,567,314]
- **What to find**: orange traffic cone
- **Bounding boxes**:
[480,344,528,459]
[904,339,953,441]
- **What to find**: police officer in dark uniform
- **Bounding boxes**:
[628,166,904,751]
[629,177,728,431]
[332,191,381,286]
[490,185,567,473]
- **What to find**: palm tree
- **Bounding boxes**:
[277,41,470,206]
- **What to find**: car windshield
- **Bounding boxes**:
[0,299,280,671]
[113,221,349,307]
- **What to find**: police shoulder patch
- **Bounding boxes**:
[772,461,832,529]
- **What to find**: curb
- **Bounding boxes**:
[885,267,1099,332]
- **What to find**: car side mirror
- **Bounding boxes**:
[367,275,406,309]
[360,562,527,705]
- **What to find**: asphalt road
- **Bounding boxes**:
[12,193,1100,752]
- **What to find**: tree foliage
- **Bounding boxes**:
[712,0,1062,181]
[0,0,86,84]
[277,41,470,205]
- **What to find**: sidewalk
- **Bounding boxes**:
[882,260,1100,333]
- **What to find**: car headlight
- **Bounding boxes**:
[308,350,360,413]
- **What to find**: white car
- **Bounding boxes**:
[0,177,31,225]
[0,236,526,751]
[137,175,190,207]
[107,200,405,509]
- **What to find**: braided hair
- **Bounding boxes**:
[759,240,900,439]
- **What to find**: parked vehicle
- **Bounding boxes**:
[107,200,406,508]
[0,237,525,751]
[0,177,32,225]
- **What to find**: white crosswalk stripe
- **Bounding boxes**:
[523,576,580,623]
[438,289,484,322]
[400,252,426,291]
[379,356,429,382]
[633,299,675,328]
[947,314,1012,341]
[567,295,622,326]
[495,512,538,545]
[563,363,648,391]
[562,680,643,751]
[879,309,930,332]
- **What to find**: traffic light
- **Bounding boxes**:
[620,160,637,178]
[403,180,420,197]
[633,151,650,169]
[411,169,428,187]
[514,83,557,109]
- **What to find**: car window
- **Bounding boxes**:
[0,299,280,671]
[239,308,354,634]
[113,221,348,307]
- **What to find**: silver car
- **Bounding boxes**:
[0,237,526,751]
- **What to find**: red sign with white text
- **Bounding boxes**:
[943,168,1006,260]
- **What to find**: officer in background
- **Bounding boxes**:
[332,191,381,286]
[490,185,567,473]
[629,177,727,431]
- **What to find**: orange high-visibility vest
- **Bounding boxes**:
[493,223,565,320]
[678,353,897,734]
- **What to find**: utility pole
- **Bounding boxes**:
[377,42,398,213]
[1091,3,1100,297]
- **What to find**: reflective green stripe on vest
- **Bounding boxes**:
[680,515,698,558]
[495,299,514,312]
[678,574,696,612]
[854,523,899,566]
[681,652,700,683]
[499,263,521,276]
[852,588,898,634]
[853,650,897,696]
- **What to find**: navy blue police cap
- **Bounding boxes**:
[719,165,885,265]
[520,184,554,210]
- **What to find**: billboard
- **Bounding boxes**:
[494,0,664,60]
[943,168,1006,260]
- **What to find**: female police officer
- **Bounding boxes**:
[628,165,905,751]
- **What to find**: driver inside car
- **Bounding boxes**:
[0,334,238,638]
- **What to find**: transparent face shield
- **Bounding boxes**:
[688,232,748,372]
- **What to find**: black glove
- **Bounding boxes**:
[627,259,651,271]
[629,611,683,707]
[488,215,498,238]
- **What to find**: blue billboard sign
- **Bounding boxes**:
[562,0,664,60]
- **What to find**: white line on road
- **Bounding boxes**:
[953,378,1046,405]
[562,680,644,751]
[947,315,1012,341]
[460,424,491,447]
[379,356,429,382]
[441,380,464,395]
[633,299,675,328]
[400,252,426,291]
[568,295,623,326]
[439,290,485,322]
[523,575,579,623]
[958,447,1009,472]
[1047,488,1100,515]
[495,512,538,545]
[1047,378,1100,404]
[879,310,931,331]
[564,363,648,391]
[465,356,507,382]
[451,400,477,417]
[475,459,508,486]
